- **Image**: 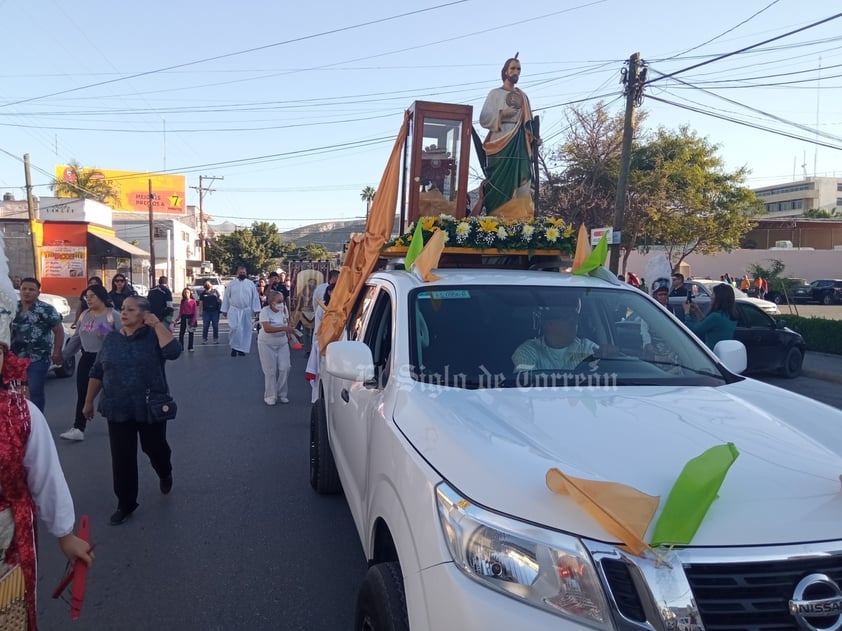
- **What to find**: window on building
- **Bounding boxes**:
[153,226,167,238]
[760,183,810,196]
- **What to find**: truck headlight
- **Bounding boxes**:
[436,482,613,629]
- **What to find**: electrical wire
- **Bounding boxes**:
[646,94,842,151]
[659,0,782,61]
[646,11,842,86]
[0,1,470,109]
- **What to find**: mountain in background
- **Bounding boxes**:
[209,217,403,252]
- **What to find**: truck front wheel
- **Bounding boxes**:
[354,562,409,631]
[309,398,341,495]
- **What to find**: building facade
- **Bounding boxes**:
[752,177,842,217]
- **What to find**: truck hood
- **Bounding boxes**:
[394,380,842,547]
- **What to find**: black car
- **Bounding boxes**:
[792,279,842,305]
[764,277,808,305]
[735,302,805,378]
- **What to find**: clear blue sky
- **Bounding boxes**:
[1,0,840,230]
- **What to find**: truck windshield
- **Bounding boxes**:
[408,285,729,388]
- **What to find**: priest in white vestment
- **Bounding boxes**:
[221,266,261,356]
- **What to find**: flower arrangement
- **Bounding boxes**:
[385,214,577,254]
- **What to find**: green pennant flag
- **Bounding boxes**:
[405,222,425,271]
[651,443,739,548]
[572,232,608,276]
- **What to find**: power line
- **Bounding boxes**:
[646,11,842,86]
[0,1,468,109]
[660,0,782,61]
[646,94,842,151]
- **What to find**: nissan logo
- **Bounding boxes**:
[789,573,842,631]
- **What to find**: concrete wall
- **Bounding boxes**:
[623,249,842,282]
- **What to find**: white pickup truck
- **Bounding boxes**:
[190,276,225,302]
[312,267,842,630]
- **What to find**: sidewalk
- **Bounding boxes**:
[802,351,842,384]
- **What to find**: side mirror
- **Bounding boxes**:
[775,319,787,329]
[713,339,747,374]
[324,341,375,383]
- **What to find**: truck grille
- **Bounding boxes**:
[684,555,842,631]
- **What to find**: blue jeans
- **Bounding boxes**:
[27,358,50,413]
[202,310,220,341]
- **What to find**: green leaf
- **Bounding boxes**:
[404,222,425,271]
[572,232,608,276]
[651,443,739,547]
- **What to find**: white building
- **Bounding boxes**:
[752,177,842,217]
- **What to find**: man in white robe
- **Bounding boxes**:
[221,266,261,356]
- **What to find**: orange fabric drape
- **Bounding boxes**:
[317,111,410,353]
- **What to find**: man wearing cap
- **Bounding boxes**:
[512,299,599,372]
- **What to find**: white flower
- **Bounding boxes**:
[455,222,470,237]
[496,226,508,240]
[522,224,535,240]
[546,227,560,242]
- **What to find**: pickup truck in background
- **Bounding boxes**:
[190,276,225,302]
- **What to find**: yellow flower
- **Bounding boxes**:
[394,238,404,246]
[563,224,574,238]
[421,216,437,231]
[455,222,470,237]
[478,217,499,232]
[546,217,565,228]
[546,227,560,242]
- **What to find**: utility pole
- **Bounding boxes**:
[190,175,223,262]
[23,154,39,279]
[148,179,156,286]
[609,52,645,275]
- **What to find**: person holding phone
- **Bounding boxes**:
[682,283,737,350]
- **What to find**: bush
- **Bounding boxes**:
[778,315,842,355]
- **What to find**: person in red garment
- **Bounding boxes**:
[0,262,92,630]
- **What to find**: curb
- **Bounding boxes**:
[801,368,842,385]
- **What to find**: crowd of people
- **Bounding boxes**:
[1,263,336,627]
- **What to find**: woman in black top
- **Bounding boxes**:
[107,274,137,311]
[83,295,181,525]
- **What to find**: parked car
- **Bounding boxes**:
[670,280,780,317]
[312,267,842,630]
[50,322,76,378]
[734,302,805,377]
[764,277,808,305]
[131,283,149,297]
[37,290,71,319]
[792,279,842,305]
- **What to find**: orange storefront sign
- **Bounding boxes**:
[55,165,185,214]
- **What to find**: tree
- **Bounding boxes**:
[206,222,292,274]
[285,242,333,262]
[636,127,763,270]
[51,160,119,205]
[803,207,838,218]
[360,186,376,216]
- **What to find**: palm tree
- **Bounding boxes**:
[360,186,376,218]
[52,161,119,205]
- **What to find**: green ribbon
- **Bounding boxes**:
[651,442,740,547]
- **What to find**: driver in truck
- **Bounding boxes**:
[511,297,599,372]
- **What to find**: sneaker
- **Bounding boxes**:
[278,398,290,404]
[202,339,208,344]
[109,504,138,526]
[214,339,219,344]
[264,398,277,406]
[60,428,85,441]
[188,348,195,352]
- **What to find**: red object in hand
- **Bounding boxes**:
[52,514,92,620]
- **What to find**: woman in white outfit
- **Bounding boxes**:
[305,284,333,403]
[257,290,298,406]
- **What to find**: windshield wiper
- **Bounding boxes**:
[645,360,725,378]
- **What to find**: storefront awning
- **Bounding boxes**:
[87,232,149,257]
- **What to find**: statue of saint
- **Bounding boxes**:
[478,54,540,219]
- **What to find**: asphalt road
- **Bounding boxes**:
[37,332,366,630]
[33,318,842,630]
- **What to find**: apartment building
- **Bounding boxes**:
[752,176,842,216]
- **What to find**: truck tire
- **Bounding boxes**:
[52,354,76,378]
[354,562,409,631]
[309,398,341,495]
